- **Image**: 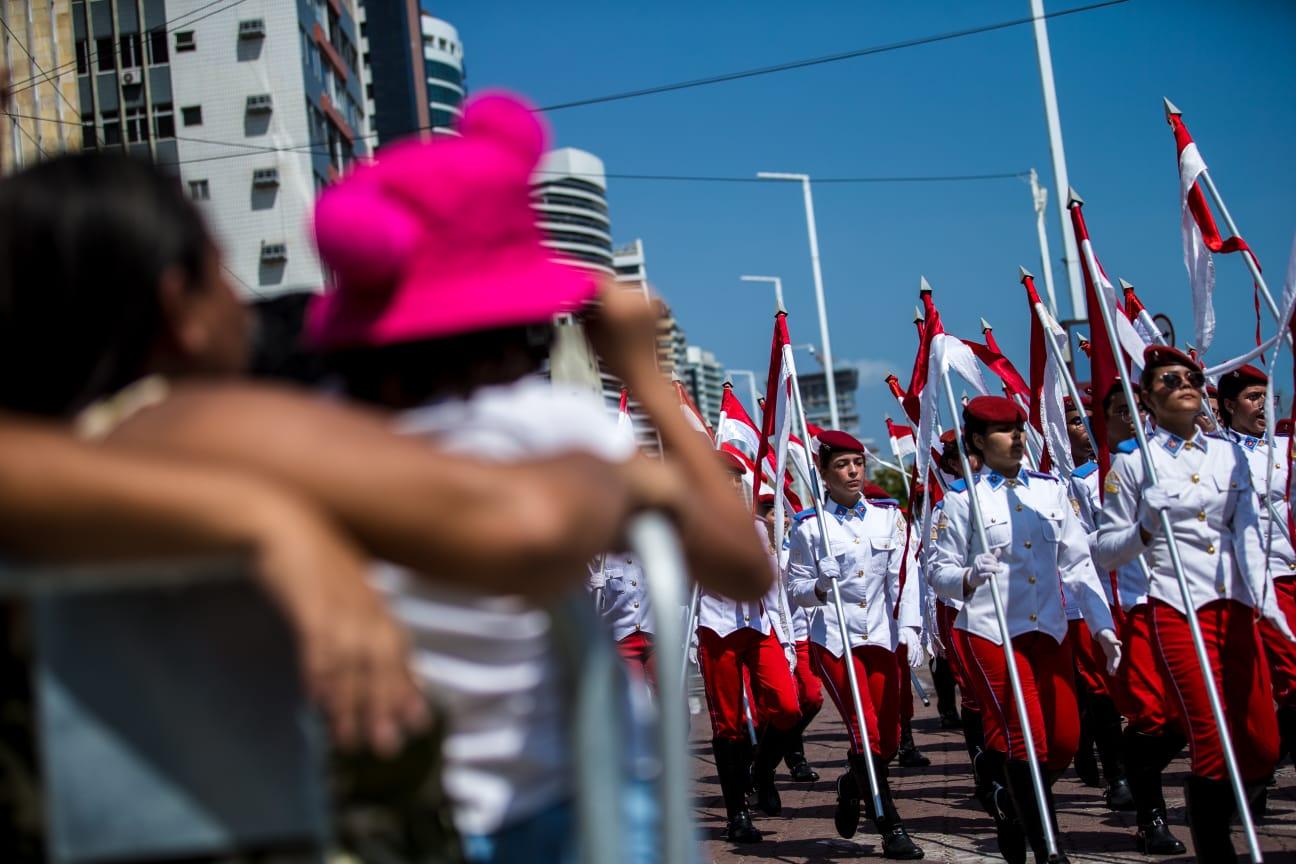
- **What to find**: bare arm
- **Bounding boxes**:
[587,285,771,600]
[0,414,427,753]
[104,382,658,596]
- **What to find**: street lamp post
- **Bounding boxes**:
[756,172,841,429]
[725,369,761,417]
[739,274,785,312]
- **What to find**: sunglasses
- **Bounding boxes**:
[1158,370,1206,391]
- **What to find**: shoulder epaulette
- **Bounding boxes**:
[793,508,817,523]
[870,498,899,508]
[1115,439,1139,454]
[948,478,967,493]
[1072,461,1098,479]
[1025,470,1059,482]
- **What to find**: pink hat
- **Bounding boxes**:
[304,91,599,349]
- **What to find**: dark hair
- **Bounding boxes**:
[328,323,554,409]
[817,443,864,470]
[0,152,212,416]
[961,410,989,460]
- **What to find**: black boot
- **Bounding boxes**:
[1279,705,1296,770]
[712,737,762,843]
[751,726,784,817]
[897,716,931,768]
[1072,684,1100,788]
[783,708,821,782]
[869,755,924,860]
[931,657,962,728]
[979,748,1027,864]
[1184,775,1238,862]
[1004,760,1065,864]
[834,752,867,839]
[1090,695,1133,811]
[1125,730,1185,855]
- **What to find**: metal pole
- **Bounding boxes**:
[939,367,1060,860]
[741,274,785,313]
[1073,196,1263,863]
[786,346,882,815]
[1029,169,1061,319]
[1029,0,1084,321]
[757,173,840,428]
[1023,267,1098,456]
[725,369,761,418]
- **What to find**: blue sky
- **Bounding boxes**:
[432,0,1296,440]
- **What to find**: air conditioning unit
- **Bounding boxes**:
[122,70,137,85]
[260,242,288,262]
[246,93,273,112]
[252,167,279,187]
[238,19,266,39]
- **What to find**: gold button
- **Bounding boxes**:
[1197,512,1206,522]
[1024,540,1033,549]
[857,570,865,577]
[633,602,640,608]
[1206,544,1215,554]
[1218,584,1226,594]
[854,538,861,545]
[634,623,641,631]
[743,614,750,621]
[1028,576,1037,584]
[1184,442,1193,451]
[1191,474,1200,483]
[631,580,638,586]
[1015,504,1023,512]
[858,601,866,608]
[1288,562,1296,570]
[1029,613,1038,622]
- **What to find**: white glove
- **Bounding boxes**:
[784,642,798,672]
[966,551,1006,590]
[898,627,926,669]
[1139,486,1174,533]
[1095,628,1123,675]
[688,631,699,667]
[815,554,844,594]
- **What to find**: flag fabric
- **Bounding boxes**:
[961,339,1031,402]
[1168,109,1262,353]
[717,383,761,461]
[886,417,917,460]
[754,314,798,536]
[674,379,713,440]
[1122,282,1161,346]
[912,291,991,486]
[616,387,636,448]
[1023,273,1074,476]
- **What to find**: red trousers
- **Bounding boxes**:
[793,639,824,715]
[1115,603,1179,735]
[963,630,1079,772]
[1150,599,1279,782]
[1067,619,1111,697]
[937,601,979,712]
[617,631,656,689]
[1260,577,1296,706]
[698,627,800,741]
[812,642,901,759]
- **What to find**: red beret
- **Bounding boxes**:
[817,430,865,454]
[964,395,1027,425]
[1063,394,1093,411]
[756,492,777,506]
[717,449,747,475]
[862,482,891,500]
[1218,364,1267,401]
[1142,344,1198,374]
[939,429,957,445]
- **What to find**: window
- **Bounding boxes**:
[119,33,142,68]
[252,167,279,186]
[154,104,175,139]
[81,118,98,149]
[174,31,195,52]
[427,84,461,107]
[260,241,288,261]
[149,30,169,64]
[96,37,115,71]
[189,180,210,201]
[101,118,122,146]
[75,38,89,74]
[238,19,266,39]
[181,105,202,126]
[125,106,149,143]
[246,93,273,112]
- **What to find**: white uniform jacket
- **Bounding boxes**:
[1069,460,1150,611]
[787,496,921,656]
[592,553,653,641]
[1227,428,1296,579]
[930,467,1114,646]
[1094,428,1275,616]
[698,520,778,639]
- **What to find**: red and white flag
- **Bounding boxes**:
[1022,273,1074,476]
[1121,280,1161,347]
[1168,103,1261,353]
[886,417,917,460]
[616,387,636,448]
[717,383,761,462]
[673,378,713,440]
[754,313,800,528]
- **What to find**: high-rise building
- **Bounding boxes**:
[420,14,464,132]
[160,0,369,298]
[682,345,726,427]
[798,366,860,434]
[533,147,614,274]
[1,2,80,174]
[356,0,428,146]
[613,238,647,292]
[656,304,688,379]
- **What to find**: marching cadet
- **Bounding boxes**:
[1218,364,1296,772]
[930,396,1119,864]
[590,553,655,685]
[1096,346,1294,861]
[698,453,802,844]
[788,430,925,860]
[1070,384,1186,854]
[754,492,825,784]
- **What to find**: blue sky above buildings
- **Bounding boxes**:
[431,0,1296,438]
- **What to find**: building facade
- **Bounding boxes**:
[420,14,463,132]
[682,344,725,427]
[356,0,427,147]
[797,366,860,435]
[1,1,80,174]
[533,147,614,274]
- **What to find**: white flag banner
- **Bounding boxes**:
[1179,139,1217,352]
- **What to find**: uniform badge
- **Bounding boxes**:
[1070,497,1082,516]
[1104,474,1120,495]
[932,512,948,542]
[1160,434,1184,457]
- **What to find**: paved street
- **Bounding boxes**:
[689,674,1296,863]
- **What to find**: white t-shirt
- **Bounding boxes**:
[369,376,633,836]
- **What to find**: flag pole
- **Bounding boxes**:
[938,358,1060,861]
[786,341,883,816]
[1022,266,1098,458]
[1029,168,1062,319]
[1070,188,1263,864]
